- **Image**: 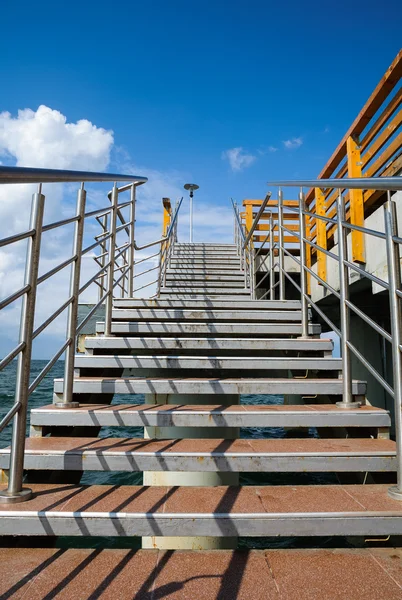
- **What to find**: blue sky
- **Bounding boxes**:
[1,0,401,203]
[0,1,400,358]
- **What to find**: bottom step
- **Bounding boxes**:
[1,483,402,537]
[0,547,401,600]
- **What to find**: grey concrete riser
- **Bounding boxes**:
[74,356,341,371]
[112,299,302,310]
[110,309,304,322]
[159,294,253,300]
[0,453,395,474]
[2,513,402,538]
[53,378,366,395]
[165,274,244,281]
[163,282,246,288]
[96,323,321,336]
[30,407,390,429]
[166,265,243,271]
[85,337,333,353]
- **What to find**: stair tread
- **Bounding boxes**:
[84,336,334,351]
[110,309,303,321]
[33,402,384,414]
[113,299,302,309]
[53,376,367,395]
[2,437,395,455]
[31,402,389,428]
[1,547,401,600]
[74,355,341,370]
[0,482,400,515]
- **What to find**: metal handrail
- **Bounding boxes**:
[243,177,402,502]
[0,166,148,184]
[0,165,179,505]
[267,176,402,191]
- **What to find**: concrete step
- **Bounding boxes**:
[113,299,302,310]
[166,264,243,271]
[2,547,401,599]
[1,483,401,537]
[74,355,342,371]
[159,288,251,295]
[163,281,246,289]
[169,260,241,266]
[165,273,244,281]
[174,244,237,249]
[53,376,366,396]
[96,322,321,336]
[162,277,244,292]
[0,438,395,473]
[111,309,303,322]
[31,403,390,429]
[85,336,333,353]
[151,294,254,300]
[172,250,239,256]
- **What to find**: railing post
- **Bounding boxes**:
[128,184,136,297]
[298,189,309,337]
[278,189,285,300]
[0,186,45,503]
[385,197,402,500]
[336,191,361,409]
[56,185,86,409]
[270,213,274,300]
[104,184,118,336]
[98,214,108,302]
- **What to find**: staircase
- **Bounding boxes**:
[1,242,402,596]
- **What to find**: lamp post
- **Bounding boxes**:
[184,183,199,243]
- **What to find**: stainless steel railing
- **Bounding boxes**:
[0,166,182,504]
[243,175,402,500]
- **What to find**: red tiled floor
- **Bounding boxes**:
[0,548,401,600]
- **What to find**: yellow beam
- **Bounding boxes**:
[346,136,365,264]
[315,188,327,284]
[245,204,253,234]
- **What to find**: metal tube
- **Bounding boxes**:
[267,176,402,191]
[0,229,35,248]
[298,190,309,337]
[270,214,274,300]
[104,185,118,336]
[384,197,402,499]
[98,214,108,301]
[243,193,271,248]
[0,187,45,503]
[336,192,360,409]
[0,343,25,372]
[0,403,22,435]
[58,185,86,408]
[278,189,285,300]
[128,184,136,296]
[0,285,30,311]
[190,194,193,243]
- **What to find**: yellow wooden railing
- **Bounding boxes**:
[243,49,402,287]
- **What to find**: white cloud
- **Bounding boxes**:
[221,147,256,172]
[282,137,303,150]
[0,105,113,171]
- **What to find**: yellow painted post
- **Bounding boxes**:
[306,217,311,295]
[346,136,365,264]
[315,188,327,285]
[245,204,253,235]
[162,198,172,273]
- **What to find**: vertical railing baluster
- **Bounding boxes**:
[299,189,309,337]
[385,196,402,500]
[336,191,360,409]
[128,184,136,297]
[104,184,118,336]
[57,184,86,409]
[278,189,285,300]
[99,214,108,302]
[270,213,274,300]
[0,185,45,502]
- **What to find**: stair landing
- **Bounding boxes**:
[1,547,401,599]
